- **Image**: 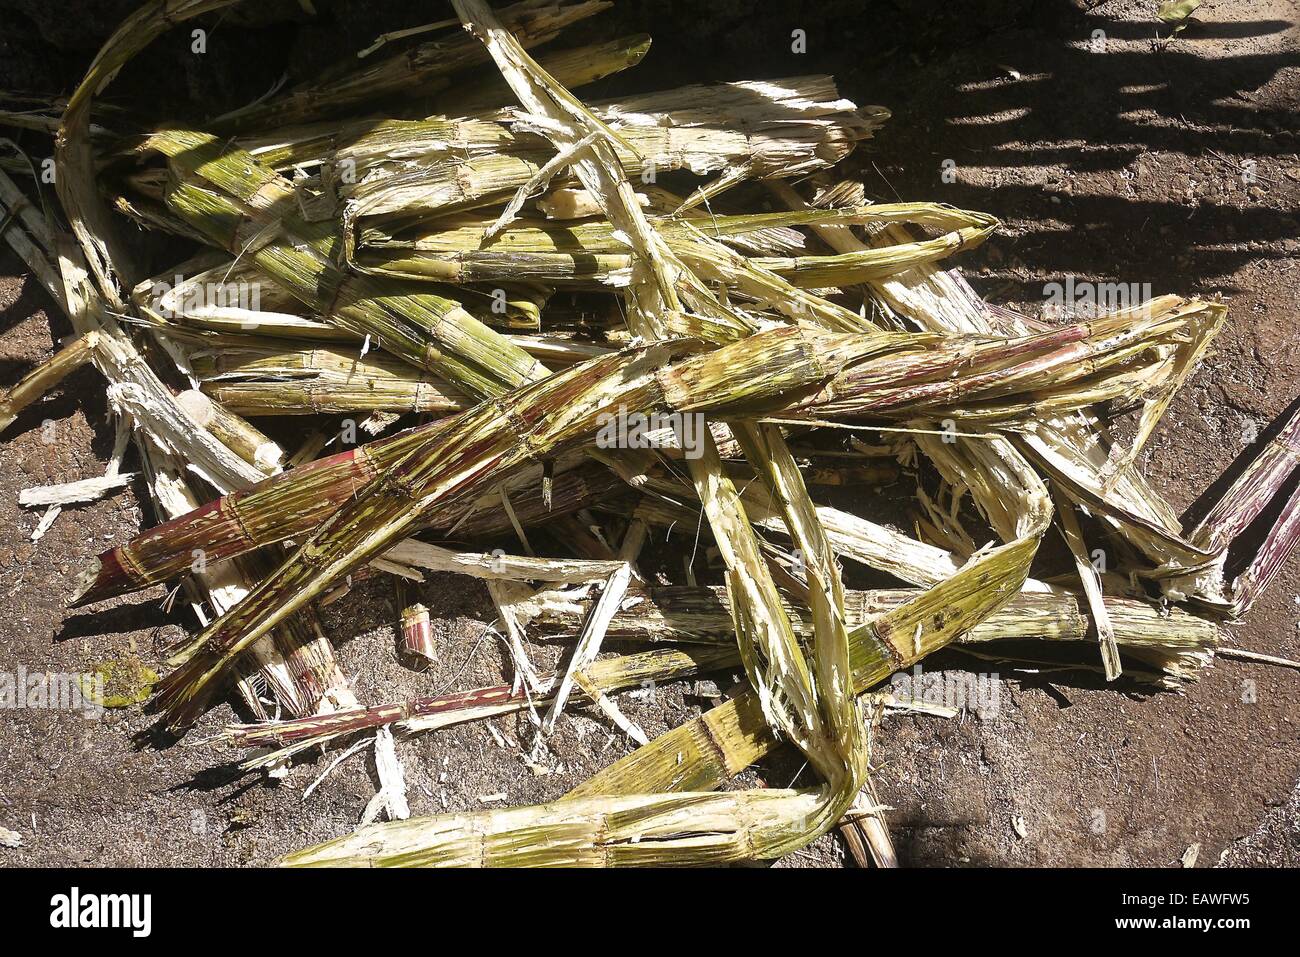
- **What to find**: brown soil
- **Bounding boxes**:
[0,0,1297,867]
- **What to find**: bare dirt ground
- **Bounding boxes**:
[0,0,1297,867]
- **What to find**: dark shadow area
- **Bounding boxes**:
[0,363,122,462]
[56,594,179,641]
[0,265,65,336]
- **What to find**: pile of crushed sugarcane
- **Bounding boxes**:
[2,0,1298,867]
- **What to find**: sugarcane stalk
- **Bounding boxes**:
[1053,489,1121,679]
[1232,477,1300,615]
[240,34,655,171]
[73,445,624,605]
[384,538,625,583]
[212,0,613,132]
[776,182,1230,595]
[188,340,471,416]
[354,204,995,288]
[581,579,1217,686]
[525,584,1216,654]
[1192,406,1300,553]
[1167,404,1300,614]
[72,423,449,605]
[0,332,100,433]
[132,250,547,341]
[399,603,434,663]
[148,130,549,400]
[283,787,842,867]
[136,257,356,342]
[338,74,883,224]
[431,32,653,115]
[174,390,284,474]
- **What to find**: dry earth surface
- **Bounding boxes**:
[0,0,1297,867]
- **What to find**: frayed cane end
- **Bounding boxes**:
[68,557,104,608]
[400,603,434,662]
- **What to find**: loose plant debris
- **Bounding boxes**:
[1157,1,1202,30]
[2,0,1298,868]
